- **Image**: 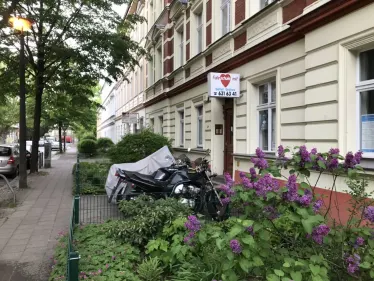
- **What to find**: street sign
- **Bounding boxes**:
[208,72,240,98]
[122,112,138,124]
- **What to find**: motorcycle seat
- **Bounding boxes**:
[124,171,168,188]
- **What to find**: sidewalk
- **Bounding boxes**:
[0,147,76,281]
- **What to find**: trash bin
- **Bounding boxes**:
[44,142,51,168]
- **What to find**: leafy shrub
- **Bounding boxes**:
[137,257,163,281]
[145,146,374,281]
[81,134,97,141]
[78,139,97,155]
[108,128,172,164]
[49,224,142,281]
[108,195,190,246]
[97,137,114,152]
[72,162,111,194]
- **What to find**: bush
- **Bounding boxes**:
[97,137,114,151]
[146,146,374,281]
[78,139,97,155]
[108,128,172,163]
[81,134,97,141]
[108,195,190,246]
[72,162,111,194]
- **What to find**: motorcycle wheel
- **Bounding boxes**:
[205,190,229,221]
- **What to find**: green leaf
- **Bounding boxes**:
[267,274,279,281]
[241,235,255,246]
[288,213,301,222]
[360,261,371,269]
[242,249,251,258]
[253,223,263,232]
[290,271,302,281]
[228,225,243,239]
[300,182,309,189]
[317,160,326,169]
[227,251,234,261]
[253,256,264,266]
[309,264,321,275]
[283,262,291,268]
[274,269,284,277]
[302,215,324,234]
[368,239,374,248]
[239,258,251,273]
[259,230,271,241]
[297,208,310,219]
[242,220,254,227]
[216,238,225,250]
[198,232,207,244]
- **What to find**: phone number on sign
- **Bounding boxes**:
[212,91,238,97]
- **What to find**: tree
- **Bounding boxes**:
[0,0,147,172]
[0,97,18,143]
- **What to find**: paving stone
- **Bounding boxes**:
[1,244,27,254]
[6,238,29,246]
[0,252,23,261]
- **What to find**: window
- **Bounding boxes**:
[357,49,374,155]
[196,12,203,53]
[257,81,276,152]
[156,46,162,81]
[150,118,155,132]
[221,0,230,36]
[260,0,275,9]
[148,59,154,86]
[179,29,184,67]
[140,66,144,92]
[179,111,185,147]
[197,106,203,147]
[139,117,144,130]
[159,116,164,135]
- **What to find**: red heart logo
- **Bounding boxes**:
[220,73,231,88]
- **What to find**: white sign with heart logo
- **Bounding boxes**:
[208,72,240,98]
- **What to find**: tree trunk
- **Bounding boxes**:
[30,0,45,173]
[63,130,66,152]
[58,122,63,153]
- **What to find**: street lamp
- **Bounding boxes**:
[9,16,31,189]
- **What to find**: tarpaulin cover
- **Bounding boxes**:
[105,146,175,199]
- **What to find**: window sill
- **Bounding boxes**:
[233,153,276,160]
[173,147,208,154]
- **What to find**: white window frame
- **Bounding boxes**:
[260,0,275,9]
[257,80,276,152]
[179,110,185,147]
[196,12,203,54]
[179,30,184,67]
[159,115,164,135]
[197,106,203,148]
[221,0,230,36]
[356,49,374,158]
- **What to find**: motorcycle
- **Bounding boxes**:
[109,149,228,220]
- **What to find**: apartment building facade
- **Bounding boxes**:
[103,0,374,196]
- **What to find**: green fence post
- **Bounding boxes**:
[74,196,80,225]
[68,252,80,281]
[76,154,80,195]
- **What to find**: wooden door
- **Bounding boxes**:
[223,99,234,175]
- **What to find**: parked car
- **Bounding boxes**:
[0,145,20,177]
[51,141,60,151]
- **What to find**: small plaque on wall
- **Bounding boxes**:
[215,124,223,135]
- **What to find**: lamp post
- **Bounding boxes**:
[9,16,31,189]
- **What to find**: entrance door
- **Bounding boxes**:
[223,99,234,175]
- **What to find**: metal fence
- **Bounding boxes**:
[66,196,79,281]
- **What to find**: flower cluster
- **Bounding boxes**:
[364,206,374,223]
[311,224,330,245]
[224,172,234,187]
[284,174,298,202]
[263,206,280,220]
[298,145,311,167]
[246,226,255,236]
[249,168,257,182]
[345,254,361,274]
[254,174,280,197]
[184,215,201,246]
[229,239,242,254]
[344,151,363,170]
[313,199,323,214]
[251,148,269,170]
[355,237,365,247]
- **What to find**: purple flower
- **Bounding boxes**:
[255,174,279,197]
[298,194,312,207]
[313,199,323,214]
[183,231,196,245]
[327,158,339,170]
[344,152,357,169]
[98,269,102,274]
[356,237,365,246]
[105,264,109,269]
[364,206,374,223]
[251,158,269,170]
[355,151,363,164]
[277,145,285,158]
[249,168,257,181]
[221,197,231,205]
[239,172,246,178]
[229,239,242,254]
[263,206,280,220]
[242,177,254,189]
[224,172,234,188]
[256,147,265,158]
[112,256,116,261]
[311,148,317,155]
[246,226,255,236]
[346,254,361,274]
[311,224,330,244]
[329,148,340,155]
[217,184,235,197]
[184,215,201,232]
[299,146,311,167]
[284,174,298,202]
